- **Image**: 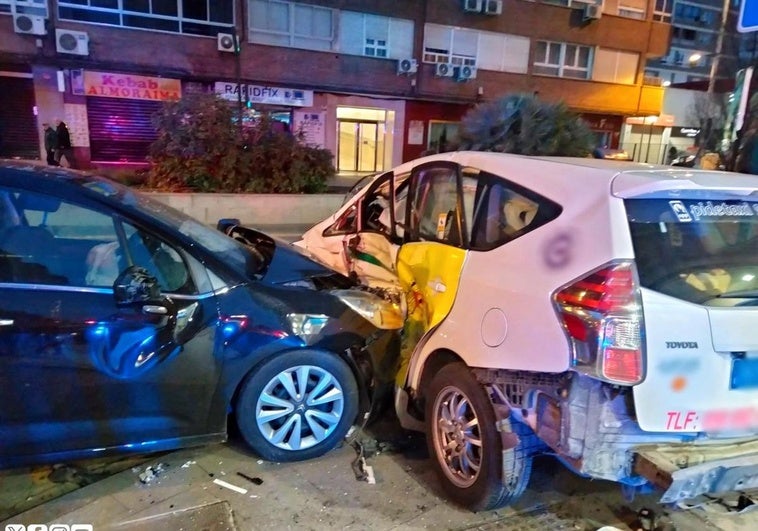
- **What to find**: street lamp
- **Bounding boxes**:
[688,53,703,64]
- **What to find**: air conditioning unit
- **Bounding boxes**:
[217,32,237,53]
[463,0,483,12]
[456,65,477,81]
[583,4,602,21]
[56,29,89,56]
[483,0,503,15]
[13,14,46,36]
[435,63,455,78]
[397,58,418,75]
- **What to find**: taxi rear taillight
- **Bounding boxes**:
[554,261,645,385]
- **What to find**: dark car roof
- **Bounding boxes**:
[0,160,228,271]
[0,160,123,198]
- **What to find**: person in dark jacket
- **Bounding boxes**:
[43,123,58,166]
[55,118,76,168]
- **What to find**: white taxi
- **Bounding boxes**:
[298,152,758,511]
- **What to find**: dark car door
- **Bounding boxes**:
[0,187,223,465]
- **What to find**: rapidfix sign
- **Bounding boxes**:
[84,71,182,101]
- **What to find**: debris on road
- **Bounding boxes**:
[350,440,376,485]
[236,472,264,485]
[636,507,656,530]
[137,463,168,484]
[181,460,196,468]
[213,478,248,495]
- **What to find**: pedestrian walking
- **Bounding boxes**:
[55,118,76,168]
[43,122,58,166]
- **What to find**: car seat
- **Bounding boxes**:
[502,197,538,237]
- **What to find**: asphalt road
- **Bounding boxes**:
[3,415,756,530]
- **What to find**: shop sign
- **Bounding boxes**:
[580,114,621,131]
[671,127,700,138]
[215,82,313,107]
[293,110,325,148]
[83,71,181,101]
[625,114,675,126]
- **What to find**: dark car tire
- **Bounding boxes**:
[426,362,532,511]
[235,349,359,462]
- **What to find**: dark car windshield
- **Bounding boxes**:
[625,197,758,303]
[82,178,256,274]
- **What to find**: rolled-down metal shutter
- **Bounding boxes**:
[87,97,162,162]
[0,75,38,159]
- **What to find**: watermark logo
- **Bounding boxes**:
[5,525,93,531]
[668,200,692,222]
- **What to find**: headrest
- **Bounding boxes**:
[16,193,61,213]
[503,198,538,232]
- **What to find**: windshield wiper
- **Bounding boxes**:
[717,290,758,299]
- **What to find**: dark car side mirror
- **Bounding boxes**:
[113,266,161,306]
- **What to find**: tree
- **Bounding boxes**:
[687,91,727,157]
[147,93,334,193]
[453,93,595,157]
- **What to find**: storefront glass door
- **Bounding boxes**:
[336,107,391,174]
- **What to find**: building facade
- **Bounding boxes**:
[644,0,756,87]
[0,0,670,171]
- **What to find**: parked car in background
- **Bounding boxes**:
[298,152,758,511]
[0,161,401,469]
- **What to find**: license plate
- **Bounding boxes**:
[731,357,758,389]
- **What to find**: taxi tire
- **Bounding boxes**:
[426,362,532,511]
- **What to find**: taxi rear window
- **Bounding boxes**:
[625,198,758,304]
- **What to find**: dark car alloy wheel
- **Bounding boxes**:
[235,349,359,462]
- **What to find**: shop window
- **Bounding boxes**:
[428,122,460,154]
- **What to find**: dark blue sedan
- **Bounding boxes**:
[0,161,400,468]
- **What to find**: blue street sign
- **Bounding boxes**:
[739,0,758,32]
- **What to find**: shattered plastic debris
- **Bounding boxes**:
[363,460,376,485]
[237,472,264,485]
[181,460,197,469]
[350,440,376,485]
[138,463,168,484]
[213,478,247,495]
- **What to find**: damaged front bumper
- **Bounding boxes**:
[634,438,758,503]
